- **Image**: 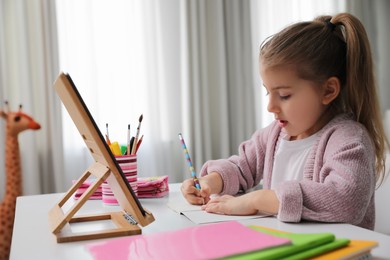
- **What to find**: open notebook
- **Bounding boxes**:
[167,191,269,224]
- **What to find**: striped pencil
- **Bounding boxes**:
[178,133,201,190]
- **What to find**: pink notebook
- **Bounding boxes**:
[137,175,169,198]
[85,221,290,260]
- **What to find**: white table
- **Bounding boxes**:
[10,184,390,259]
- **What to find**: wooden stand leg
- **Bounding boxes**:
[55,212,141,243]
[49,162,141,243]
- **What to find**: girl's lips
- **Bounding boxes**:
[278,120,288,128]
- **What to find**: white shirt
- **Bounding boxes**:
[270,134,317,189]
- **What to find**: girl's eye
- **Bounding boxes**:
[280,95,290,100]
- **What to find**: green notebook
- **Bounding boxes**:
[224,226,349,260]
[283,238,349,260]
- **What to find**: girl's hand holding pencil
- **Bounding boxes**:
[178,133,227,206]
[181,171,225,206]
[181,178,211,205]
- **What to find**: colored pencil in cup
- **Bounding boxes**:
[131,114,143,154]
[129,136,135,153]
[135,135,143,154]
[127,124,131,155]
[178,133,201,190]
[105,123,111,145]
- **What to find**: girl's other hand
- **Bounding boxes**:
[201,194,258,215]
[200,190,279,216]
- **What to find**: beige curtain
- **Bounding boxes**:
[1,0,388,204]
[0,0,63,200]
[180,0,257,171]
[55,0,257,186]
[346,0,390,114]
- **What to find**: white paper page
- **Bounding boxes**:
[167,195,269,224]
[167,199,201,213]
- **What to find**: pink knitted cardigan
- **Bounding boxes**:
[200,114,376,230]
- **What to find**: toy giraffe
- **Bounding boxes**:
[0,102,41,260]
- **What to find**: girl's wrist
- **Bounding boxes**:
[200,171,223,194]
[250,189,280,215]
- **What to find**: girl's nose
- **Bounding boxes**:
[267,96,279,113]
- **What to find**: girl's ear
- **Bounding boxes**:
[0,110,7,119]
[322,77,340,105]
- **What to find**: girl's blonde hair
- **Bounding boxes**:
[260,13,389,186]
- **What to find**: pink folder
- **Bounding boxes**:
[85,221,290,260]
[137,175,169,198]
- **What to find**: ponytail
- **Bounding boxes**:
[331,13,389,186]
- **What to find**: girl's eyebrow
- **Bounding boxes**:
[263,84,291,91]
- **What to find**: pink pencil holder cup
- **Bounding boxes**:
[102,154,138,205]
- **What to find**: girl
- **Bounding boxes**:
[181,13,389,230]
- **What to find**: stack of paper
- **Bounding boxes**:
[84,221,290,260]
[84,221,377,260]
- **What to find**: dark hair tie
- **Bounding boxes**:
[326,20,336,31]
